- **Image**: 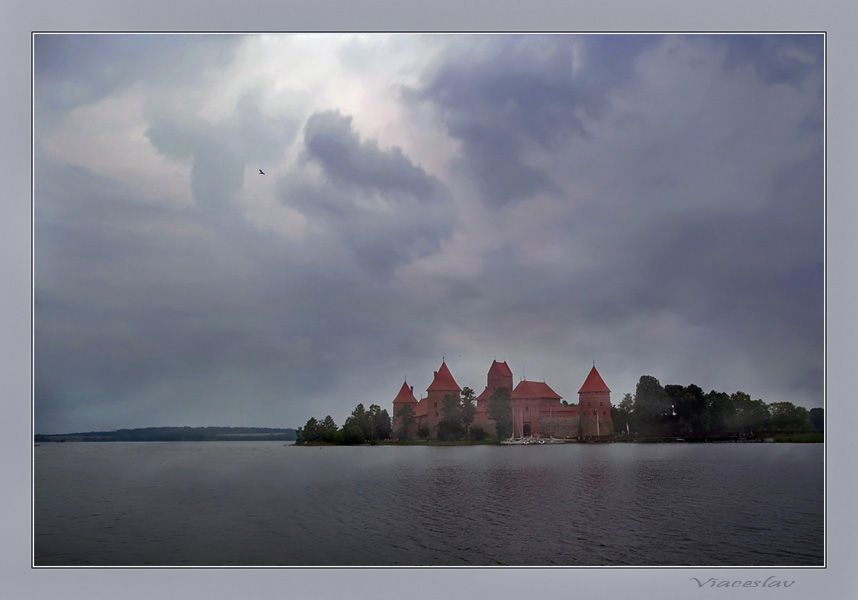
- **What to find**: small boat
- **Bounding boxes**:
[501,437,529,445]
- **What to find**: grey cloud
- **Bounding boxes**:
[189,144,245,212]
[34,34,244,132]
[303,110,436,199]
[286,110,455,275]
[34,156,451,433]
[145,90,299,212]
[720,34,824,87]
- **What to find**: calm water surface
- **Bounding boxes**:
[34,442,823,566]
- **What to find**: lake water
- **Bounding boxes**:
[33,442,824,567]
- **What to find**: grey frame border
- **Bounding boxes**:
[8,1,857,598]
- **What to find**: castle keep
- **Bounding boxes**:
[392,359,614,439]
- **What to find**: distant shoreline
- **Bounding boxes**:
[33,428,821,445]
[34,426,298,443]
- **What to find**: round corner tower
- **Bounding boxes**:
[424,360,461,432]
[392,380,418,437]
[577,365,614,437]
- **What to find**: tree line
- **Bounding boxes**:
[301,387,509,444]
[296,403,392,445]
[613,375,824,437]
[298,374,823,444]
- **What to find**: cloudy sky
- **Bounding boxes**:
[33,33,824,433]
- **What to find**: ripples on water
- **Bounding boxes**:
[34,442,823,566]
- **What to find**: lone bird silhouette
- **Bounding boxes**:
[258,169,265,175]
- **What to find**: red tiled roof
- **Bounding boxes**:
[476,386,493,402]
[426,361,461,392]
[414,398,429,417]
[512,380,562,400]
[489,360,513,378]
[578,365,611,393]
[476,384,513,402]
[393,381,418,404]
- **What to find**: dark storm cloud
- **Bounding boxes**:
[403,34,823,404]
[409,35,659,206]
[304,110,436,199]
[286,109,455,275]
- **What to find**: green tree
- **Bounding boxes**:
[376,408,392,440]
[487,387,513,440]
[341,423,365,445]
[633,375,672,435]
[706,390,733,433]
[297,417,321,443]
[366,404,384,441]
[461,387,477,439]
[320,415,338,443]
[395,403,417,440]
[345,403,371,440]
[682,384,709,433]
[730,392,769,433]
[809,407,824,431]
[470,426,487,440]
[768,401,813,431]
[613,393,635,434]
[666,384,708,435]
[437,393,464,440]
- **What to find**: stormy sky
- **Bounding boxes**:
[33,33,824,433]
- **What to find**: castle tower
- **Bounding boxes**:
[392,380,418,438]
[577,365,614,437]
[475,360,513,412]
[423,360,461,432]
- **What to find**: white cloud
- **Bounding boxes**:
[40,86,193,206]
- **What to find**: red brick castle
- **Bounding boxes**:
[392,359,614,439]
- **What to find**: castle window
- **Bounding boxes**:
[593,410,597,416]
[435,412,439,417]
[526,406,529,412]
[588,401,592,407]
[434,402,437,408]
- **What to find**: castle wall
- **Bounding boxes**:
[423,390,459,433]
[538,415,580,439]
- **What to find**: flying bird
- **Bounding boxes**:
[258,169,265,175]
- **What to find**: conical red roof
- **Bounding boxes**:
[393,380,418,404]
[426,361,461,392]
[578,365,611,393]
